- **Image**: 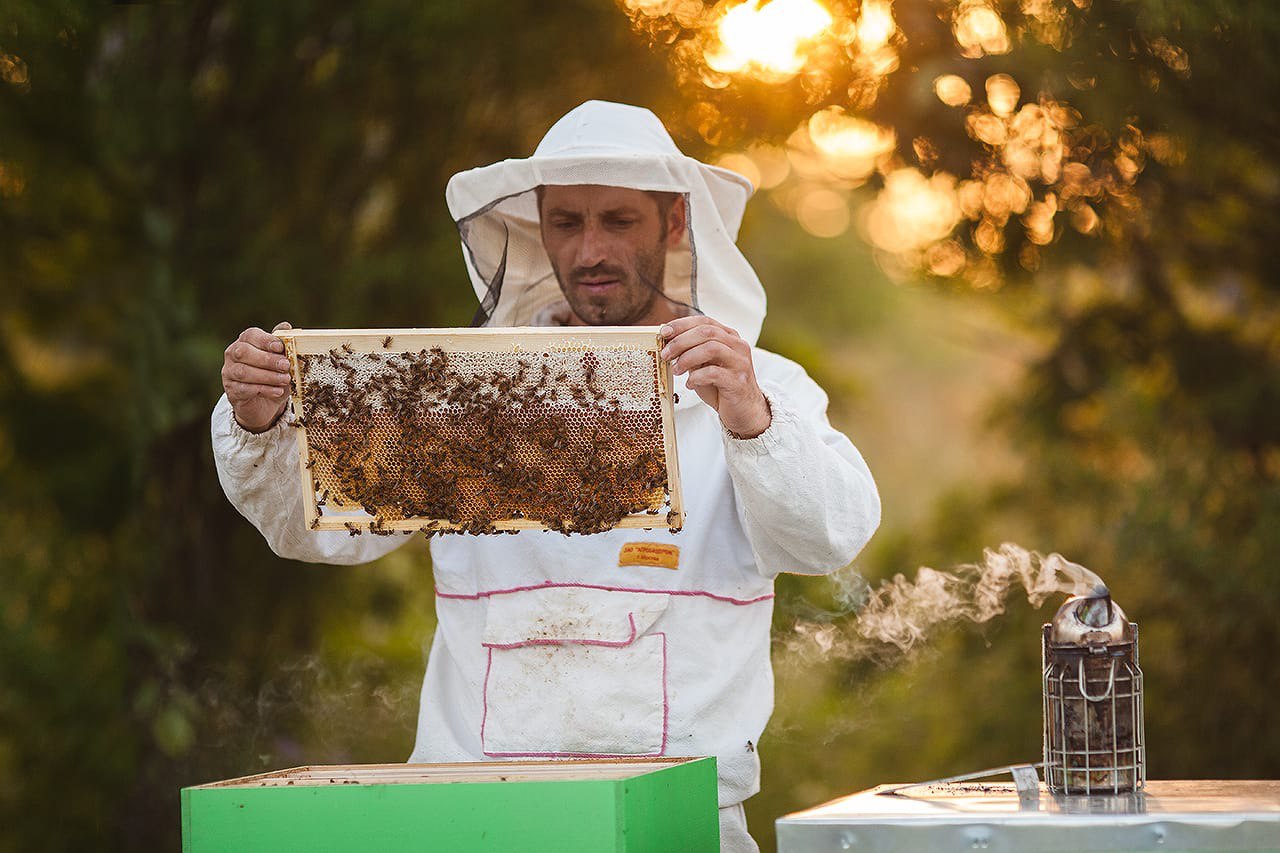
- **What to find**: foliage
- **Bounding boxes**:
[654,2,1280,848]
[0,2,672,849]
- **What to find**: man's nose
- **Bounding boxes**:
[576,221,608,268]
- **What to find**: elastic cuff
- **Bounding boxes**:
[230,405,289,445]
[212,394,291,458]
[721,388,797,456]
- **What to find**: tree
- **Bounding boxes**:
[619,1,1280,847]
[0,2,676,849]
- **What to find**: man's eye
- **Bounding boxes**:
[608,218,637,229]
[552,220,579,231]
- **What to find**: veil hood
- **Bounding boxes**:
[445,100,767,344]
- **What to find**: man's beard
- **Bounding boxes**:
[557,244,667,326]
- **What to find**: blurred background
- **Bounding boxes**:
[2,1,1278,850]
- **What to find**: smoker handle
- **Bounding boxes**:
[1077,657,1117,702]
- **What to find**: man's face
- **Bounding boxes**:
[539,184,686,326]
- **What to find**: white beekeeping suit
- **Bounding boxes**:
[211,100,880,853]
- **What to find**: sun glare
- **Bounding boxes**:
[856,0,896,51]
[620,0,1152,279]
[807,107,896,181]
[706,0,834,77]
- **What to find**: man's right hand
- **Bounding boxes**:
[222,322,294,433]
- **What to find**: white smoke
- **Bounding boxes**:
[784,542,1103,661]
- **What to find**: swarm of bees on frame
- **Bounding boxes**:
[294,340,676,537]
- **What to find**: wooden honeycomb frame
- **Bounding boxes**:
[278,327,684,534]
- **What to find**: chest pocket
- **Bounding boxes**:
[480,586,670,758]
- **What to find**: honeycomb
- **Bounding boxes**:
[290,338,678,536]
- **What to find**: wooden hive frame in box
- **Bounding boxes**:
[278,327,684,535]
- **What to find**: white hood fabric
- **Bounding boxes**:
[211,101,881,853]
[446,100,768,345]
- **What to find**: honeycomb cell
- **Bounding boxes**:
[293,343,675,535]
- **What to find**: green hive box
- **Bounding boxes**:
[181,757,719,852]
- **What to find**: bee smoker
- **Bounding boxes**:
[1042,585,1146,794]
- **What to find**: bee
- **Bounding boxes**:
[382,335,393,349]
[344,521,363,536]
[341,342,354,354]
[310,517,320,530]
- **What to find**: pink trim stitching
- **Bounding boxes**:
[481,612,639,650]
[480,632,669,759]
[436,581,773,607]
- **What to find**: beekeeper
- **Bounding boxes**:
[212,100,880,852]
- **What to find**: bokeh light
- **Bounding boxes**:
[856,0,896,51]
[806,107,896,182]
[924,239,968,276]
[747,145,793,188]
[934,74,972,106]
[1023,197,1058,245]
[0,52,29,90]
[706,0,834,78]
[796,187,852,237]
[622,0,1169,281]
[953,1,1010,57]
[865,168,962,253]
[716,152,764,189]
[985,73,1020,116]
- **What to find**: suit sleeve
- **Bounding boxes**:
[721,351,880,577]
[210,394,409,565]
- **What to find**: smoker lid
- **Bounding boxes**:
[1047,588,1133,647]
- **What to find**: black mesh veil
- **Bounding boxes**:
[456,185,699,328]
[445,102,765,345]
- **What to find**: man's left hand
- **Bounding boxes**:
[660,316,772,439]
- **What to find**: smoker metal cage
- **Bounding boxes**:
[277,327,683,535]
[1042,594,1146,795]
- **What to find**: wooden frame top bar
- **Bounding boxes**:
[277,326,665,352]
